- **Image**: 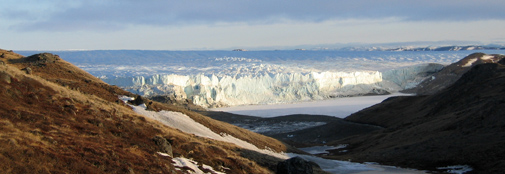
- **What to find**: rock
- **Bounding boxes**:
[0,59,5,65]
[366,88,390,95]
[499,57,505,65]
[149,95,177,105]
[22,67,32,74]
[0,72,12,84]
[128,95,145,106]
[277,157,314,174]
[25,53,60,64]
[152,136,173,157]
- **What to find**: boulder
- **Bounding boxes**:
[152,136,173,157]
[0,72,12,84]
[129,95,145,106]
[277,157,313,174]
[22,67,32,74]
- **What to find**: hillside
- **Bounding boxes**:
[324,53,505,173]
[0,49,298,173]
[404,53,505,95]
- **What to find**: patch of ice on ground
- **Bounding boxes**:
[437,165,473,174]
[480,55,494,60]
[288,153,375,173]
[212,93,412,118]
[119,96,134,102]
[124,98,288,159]
[462,58,477,67]
[299,144,348,155]
[234,121,326,134]
[172,156,226,174]
[287,153,425,174]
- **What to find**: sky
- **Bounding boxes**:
[2,0,505,50]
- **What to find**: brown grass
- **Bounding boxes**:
[0,49,279,174]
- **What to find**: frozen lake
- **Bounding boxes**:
[211,93,411,118]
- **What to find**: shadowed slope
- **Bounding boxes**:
[328,53,505,173]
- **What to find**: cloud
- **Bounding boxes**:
[6,0,505,32]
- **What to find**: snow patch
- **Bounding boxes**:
[299,144,348,155]
[119,96,134,102]
[156,152,171,157]
[288,153,374,173]
[234,121,326,134]
[480,55,494,60]
[125,99,288,159]
[437,165,473,174]
[172,157,226,174]
[462,58,477,67]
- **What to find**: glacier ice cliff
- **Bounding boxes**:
[102,63,444,108]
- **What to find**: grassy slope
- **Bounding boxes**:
[0,49,288,173]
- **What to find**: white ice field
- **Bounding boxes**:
[211,93,411,118]
[16,50,505,109]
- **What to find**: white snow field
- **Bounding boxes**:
[211,93,411,118]
[299,145,348,155]
[121,96,426,174]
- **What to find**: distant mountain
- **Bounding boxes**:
[405,52,505,94]
[386,45,505,51]
[334,45,505,51]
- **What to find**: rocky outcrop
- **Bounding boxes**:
[128,95,146,106]
[25,53,61,64]
[148,95,205,111]
[277,157,314,174]
[22,67,32,74]
[152,136,173,157]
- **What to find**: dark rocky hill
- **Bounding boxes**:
[404,53,504,95]
[326,53,505,173]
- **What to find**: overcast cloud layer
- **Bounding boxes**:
[2,0,505,50]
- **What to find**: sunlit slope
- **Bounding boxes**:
[0,49,295,173]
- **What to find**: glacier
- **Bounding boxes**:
[104,64,443,107]
[16,50,505,107]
